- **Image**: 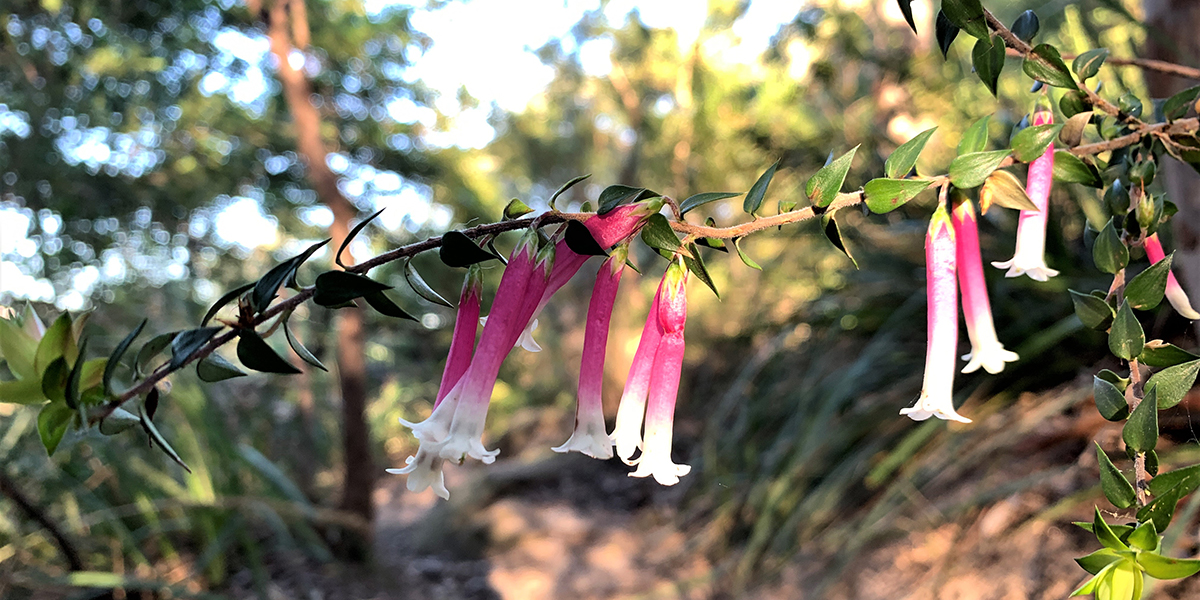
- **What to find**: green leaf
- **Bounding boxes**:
[935,11,960,58]
[1022,43,1077,89]
[1149,464,1200,498]
[980,169,1039,212]
[972,35,1006,96]
[549,174,591,210]
[1138,552,1200,580]
[284,239,332,290]
[503,198,533,220]
[1060,90,1089,118]
[863,178,934,213]
[1011,123,1063,162]
[104,319,146,396]
[1073,522,1135,538]
[439,231,500,268]
[940,0,987,40]
[1137,479,1184,533]
[284,320,327,372]
[196,353,248,382]
[1072,48,1110,81]
[236,330,301,375]
[639,214,682,254]
[1053,151,1103,187]
[1145,359,1200,410]
[1140,342,1200,368]
[252,245,319,314]
[138,402,190,472]
[896,0,917,34]
[1069,571,1102,597]
[1122,387,1158,453]
[949,150,1011,189]
[1094,375,1129,421]
[958,116,990,154]
[34,313,72,378]
[1125,253,1173,311]
[37,402,73,456]
[0,377,48,404]
[1076,547,1123,575]
[336,208,385,269]
[1010,9,1039,42]
[64,337,88,410]
[733,238,761,270]
[41,357,69,403]
[312,271,392,307]
[201,283,254,326]
[98,408,140,436]
[168,327,220,371]
[563,220,608,256]
[135,332,177,378]
[806,146,858,208]
[1058,111,1092,148]
[1110,301,1145,360]
[1126,521,1159,552]
[1093,507,1129,551]
[821,210,858,268]
[1163,85,1200,121]
[403,259,454,308]
[682,243,718,298]
[362,291,418,321]
[1070,290,1115,330]
[598,184,657,215]
[679,192,742,215]
[744,160,780,215]
[885,128,937,179]
[0,316,38,381]
[1095,442,1136,509]
[1092,219,1128,275]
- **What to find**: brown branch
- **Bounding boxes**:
[1003,48,1200,81]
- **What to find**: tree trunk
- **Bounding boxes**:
[1143,0,1200,335]
[265,0,375,539]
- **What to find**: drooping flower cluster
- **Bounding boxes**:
[993,111,1059,281]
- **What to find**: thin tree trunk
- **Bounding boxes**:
[265,0,375,535]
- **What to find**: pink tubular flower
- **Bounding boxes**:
[553,247,627,459]
[1145,233,1200,319]
[992,111,1059,281]
[435,265,483,407]
[610,278,666,464]
[630,260,692,485]
[952,199,1019,374]
[902,202,972,423]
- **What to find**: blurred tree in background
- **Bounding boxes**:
[2,0,1199,598]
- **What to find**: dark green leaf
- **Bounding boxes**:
[169,327,220,371]
[144,387,159,421]
[1126,521,1159,552]
[251,247,319,314]
[1010,10,1039,42]
[549,174,591,210]
[1052,151,1103,187]
[336,209,385,269]
[1070,290,1115,330]
[564,220,608,256]
[1137,478,1183,533]
[1163,85,1200,121]
[896,0,917,34]
[1072,48,1109,80]
[744,160,780,215]
[1125,253,1173,310]
[135,332,177,378]
[806,146,858,208]
[201,283,253,326]
[1094,375,1129,421]
[139,402,190,472]
[1011,123,1063,162]
[1093,507,1129,551]
[1022,43,1077,88]
[1118,93,1144,119]
[980,169,1039,211]
[1060,90,1089,118]
[1139,342,1199,368]
[503,198,533,220]
[1073,521,1135,538]
[65,337,88,410]
[284,320,327,372]
[598,184,656,215]
[863,178,935,213]
[949,150,1010,188]
[1123,387,1158,453]
[41,357,69,403]
[1105,180,1130,216]
[1097,368,1130,392]
[1092,219,1128,274]
[821,210,858,268]
[682,243,718,298]
[1095,442,1136,509]
[679,192,742,215]
[1138,552,1200,580]
[403,259,454,308]
[1146,359,1200,410]
[236,330,301,375]
[104,319,146,396]
[439,231,499,268]
[885,128,937,179]
[37,402,73,456]
[958,116,990,154]
[363,291,418,321]
[284,239,331,290]
[733,238,761,270]
[940,0,988,40]
[1076,548,1123,575]
[935,11,960,58]
[639,214,682,254]
[1149,464,1200,497]
[196,353,248,382]
[34,313,72,378]
[972,35,1005,96]
[313,271,392,307]
[99,408,140,436]
[1109,300,1145,360]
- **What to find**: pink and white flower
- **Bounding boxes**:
[435,265,483,407]
[611,278,666,464]
[1145,233,1200,320]
[902,202,972,423]
[953,199,1019,374]
[993,111,1059,281]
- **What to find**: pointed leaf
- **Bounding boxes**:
[1010,10,1039,43]
[1145,359,1200,410]
[597,184,656,215]
[313,271,392,307]
[972,35,1006,96]
[1149,464,1200,499]
[284,320,327,372]
[1122,388,1158,453]
[549,174,591,210]
[680,192,742,215]
[144,386,160,421]
[863,178,935,213]
[1125,253,1173,310]
[65,338,88,410]
[1073,48,1109,81]
[1011,123,1063,162]
[37,402,73,456]
[935,11,960,58]
[99,407,140,435]
[138,402,190,472]
[806,146,858,208]
[1137,480,1184,533]
[135,332,177,378]
[336,209,385,269]
[0,377,48,404]
[1096,442,1136,509]
[940,0,987,40]
[1094,508,1129,551]
[1076,547,1123,575]
[104,319,146,396]
[1070,290,1115,330]
[1108,299,1145,361]
[1093,219,1128,275]
[1138,552,1200,580]
[201,283,254,326]
[169,327,220,371]
[980,169,1039,212]
[439,231,499,268]
[1023,44,1077,89]
[236,330,301,375]
[503,198,533,220]
[733,238,761,270]
[896,0,917,34]
[402,259,454,308]
[682,242,718,298]
[1094,375,1129,421]
[1126,521,1159,552]
[822,210,858,268]
[41,357,69,403]
[284,239,331,290]
[949,150,1011,189]
[1059,111,1092,148]
[640,214,682,254]
[34,313,72,377]
[1053,151,1103,188]
[1140,342,1200,368]
[744,160,779,215]
[885,128,937,179]
[363,291,418,321]
[958,116,991,154]
[1163,85,1200,121]
[1069,572,1101,597]
[196,353,248,382]
[564,220,608,256]
[251,254,305,314]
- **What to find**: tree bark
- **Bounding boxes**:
[1143,0,1200,335]
[265,0,375,533]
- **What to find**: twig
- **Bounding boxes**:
[1003,48,1200,81]
[0,471,85,571]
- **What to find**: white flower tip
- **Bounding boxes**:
[517,319,541,352]
[961,346,1019,374]
[551,430,615,460]
[630,460,691,486]
[388,452,451,499]
[610,429,644,466]
[1166,286,1200,320]
[900,394,972,424]
[991,258,1057,281]
[438,436,500,465]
